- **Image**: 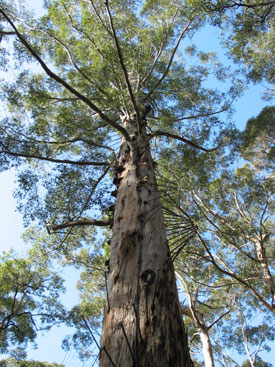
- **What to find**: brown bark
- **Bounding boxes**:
[99,116,193,367]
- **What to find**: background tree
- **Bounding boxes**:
[0,248,65,359]
[156,106,274,365]
[158,106,275,315]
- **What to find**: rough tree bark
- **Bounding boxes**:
[99,115,193,367]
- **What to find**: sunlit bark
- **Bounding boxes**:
[99,116,193,367]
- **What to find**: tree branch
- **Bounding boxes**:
[194,227,275,314]
[0,30,16,38]
[140,9,180,88]
[89,0,112,36]
[47,166,111,233]
[37,25,115,103]
[0,9,130,141]
[208,300,235,330]
[149,130,218,152]
[169,103,234,122]
[191,193,261,263]
[104,0,141,130]
[146,20,194,100]
[3,125,116,156]
[75,166,111,221]
[49,218,111,232]
[0,146,111,166]
[203,1,275,12]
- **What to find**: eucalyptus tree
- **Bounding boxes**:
[176,272,235,367]
[0,0,239,365]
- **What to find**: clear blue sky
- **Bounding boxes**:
[0,1,274,366]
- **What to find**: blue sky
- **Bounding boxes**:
[0,0,274,366]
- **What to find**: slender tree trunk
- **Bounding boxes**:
[199,329,215,367]
[182,307,215,367]
[255,240,275,304]
[99,116,193,367]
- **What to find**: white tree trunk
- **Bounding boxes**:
[255,240,275,303]
[99,117,193,367]
[182,306,215,367]
[199,328,215,367]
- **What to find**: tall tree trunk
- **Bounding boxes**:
[99,116,193,367]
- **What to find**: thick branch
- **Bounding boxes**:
[50,218,110,231]
[0,9,130,141]
[149,130,218,152]
[0,147,111,166]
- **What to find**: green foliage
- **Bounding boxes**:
[242,356,272,367]
[158,106,275,364]
[241,106,275,170]
[0,249,66,357]
[186,0,275,93]
[0,358,64,367]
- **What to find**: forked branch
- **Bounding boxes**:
[146,19,194,100]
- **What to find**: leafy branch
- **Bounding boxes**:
[0,9,130,141]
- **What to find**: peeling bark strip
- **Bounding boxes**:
[100,116,193,367]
